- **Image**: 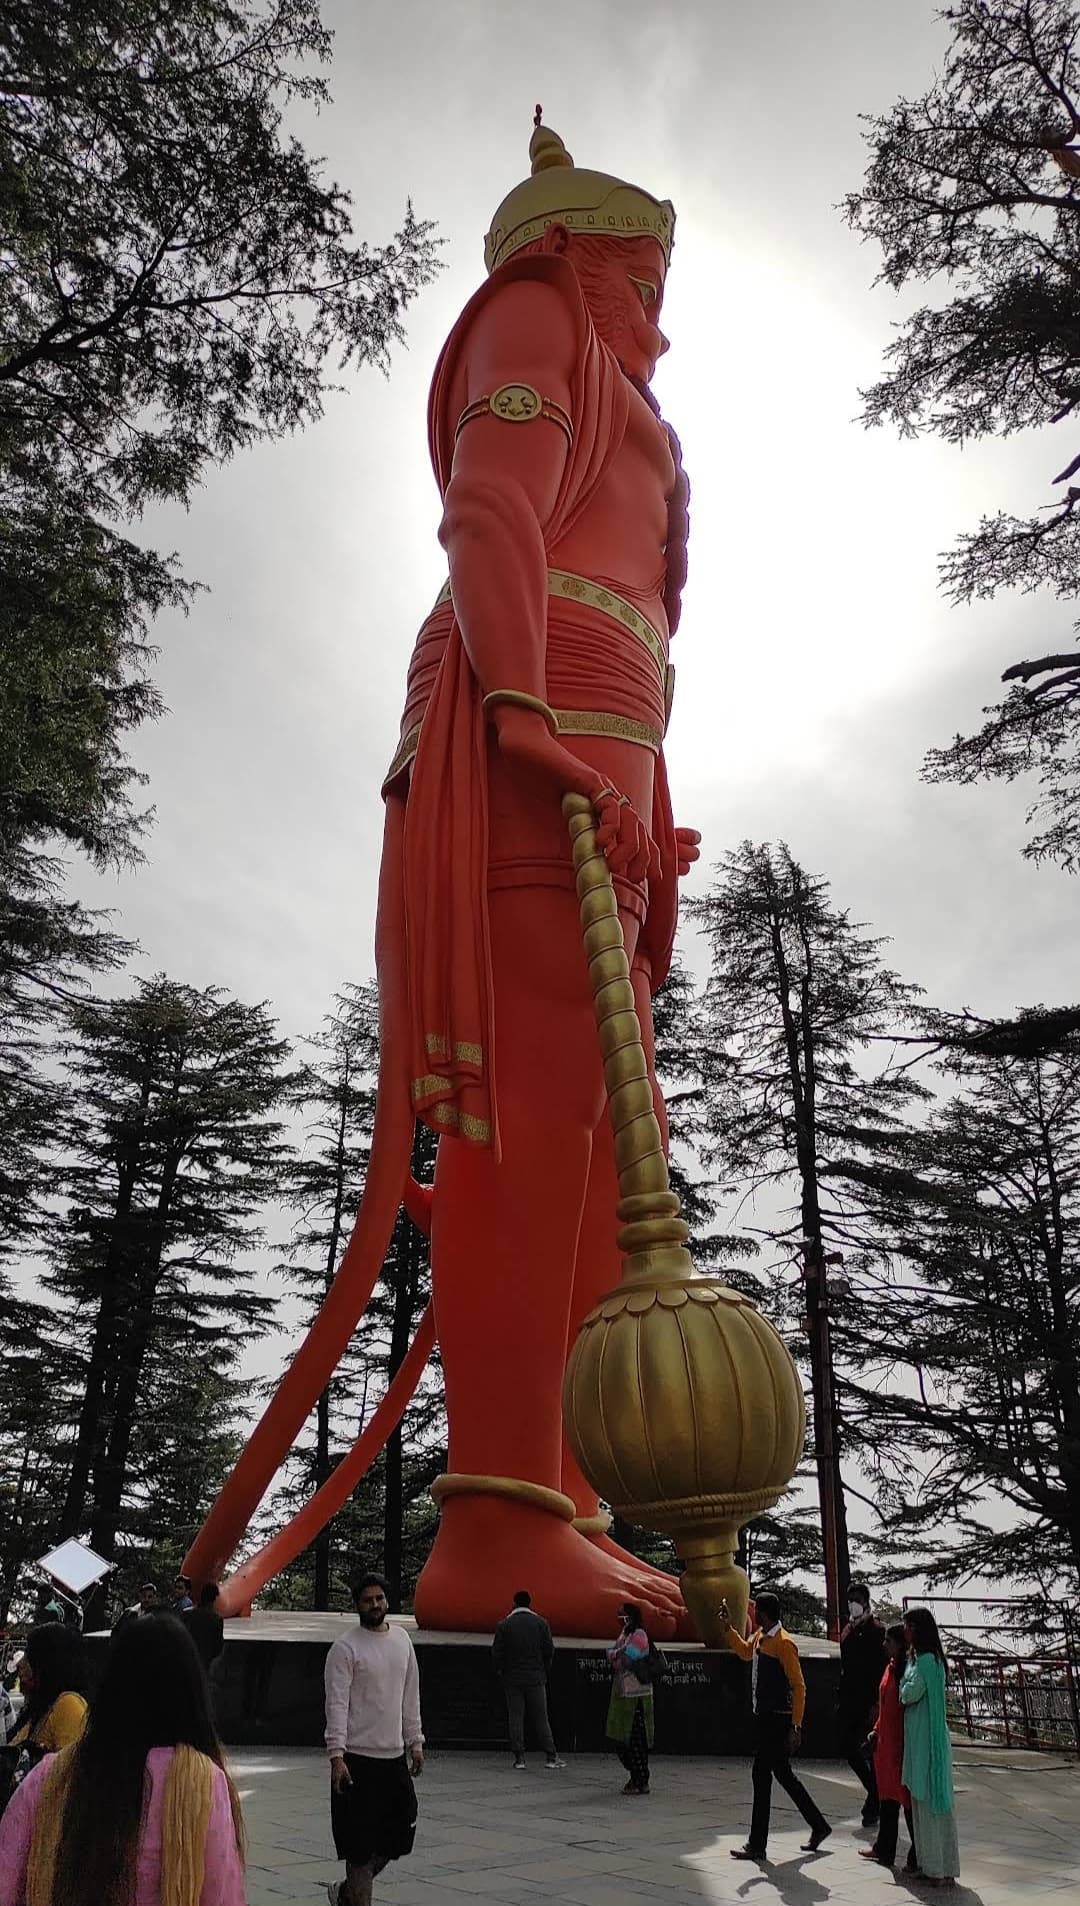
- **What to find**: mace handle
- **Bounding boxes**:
[562,792,691,1267]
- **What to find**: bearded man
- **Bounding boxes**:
[186,117,700,1638]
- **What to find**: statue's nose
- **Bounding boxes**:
[656,329,670,359]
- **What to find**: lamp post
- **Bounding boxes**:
[801,1239,847,1642]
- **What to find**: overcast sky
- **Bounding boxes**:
[44,0,1078,1598]
[67,0,1076,1062]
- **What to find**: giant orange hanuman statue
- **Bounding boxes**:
[185,117,803,1639]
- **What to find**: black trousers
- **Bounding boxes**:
[504,1681,555,1757]
[615,1703,650,1789]
[876,1798,916,1866]
[749,1714,829,1853]
[837,1712,878,1804]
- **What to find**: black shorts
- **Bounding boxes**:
[330,1753,418,1866]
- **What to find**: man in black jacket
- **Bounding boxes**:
[184,1581,225,1674]
[491,1591,565,1771]
[837,1580,887,1825]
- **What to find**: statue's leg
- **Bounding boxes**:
[413,886,685,1637]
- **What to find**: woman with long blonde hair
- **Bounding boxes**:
[0,1614,245,1906]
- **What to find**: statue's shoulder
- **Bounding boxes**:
[429,256,593,481]
[446,254,589,356]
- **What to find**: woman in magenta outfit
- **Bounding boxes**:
[860,1622,917,1871]
[0,1616,245,1906]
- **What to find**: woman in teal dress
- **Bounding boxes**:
[901,1607,959,1886]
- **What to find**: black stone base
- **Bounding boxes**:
[85,1615,840,1755]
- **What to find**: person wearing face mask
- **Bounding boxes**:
[324,1574,424,1906]
[837,1580,887,1826]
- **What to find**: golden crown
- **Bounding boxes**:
[483,110,676,275]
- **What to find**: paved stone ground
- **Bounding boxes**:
[233,1743,1077,1906]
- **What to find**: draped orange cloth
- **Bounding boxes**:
[394,254,680,1153]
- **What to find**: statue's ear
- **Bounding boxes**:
[540,221,571,256]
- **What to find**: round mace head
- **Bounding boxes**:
[562,1275,805,1528]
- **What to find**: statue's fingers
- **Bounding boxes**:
[624,816,652,886]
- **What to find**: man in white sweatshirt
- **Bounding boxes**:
[324,1572,424,1906]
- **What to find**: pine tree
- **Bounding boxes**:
[688,843,925,1630]
[0,3,440,1219]
[836,1042,1080,1589]
[651,955,758,1278]
[47,976,291,1564]
[845,0,1080,868]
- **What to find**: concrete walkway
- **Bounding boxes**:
[233,1743,1078,1906]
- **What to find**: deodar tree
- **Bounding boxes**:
[0,2,439,1260]
[846,0,1080,868]
[689,843,924,1629]
[50,978,291,1565]
[837,1037,1080,1590]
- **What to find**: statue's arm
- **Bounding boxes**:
[440,277,573,706]
[439,282,611,808]
[440,277,653,876]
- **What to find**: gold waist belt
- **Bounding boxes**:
[384,704,663,790]
[432,568,667,688]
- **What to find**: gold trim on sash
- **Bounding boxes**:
[383,707,661,792]
[552,710,663,750]
[425,1033,483,1066]
[431,569,666,685]
[427,1100,491,1143]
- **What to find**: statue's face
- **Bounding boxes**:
[562,232,670,384]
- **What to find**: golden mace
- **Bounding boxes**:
[561,792,805,1644]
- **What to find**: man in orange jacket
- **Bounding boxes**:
[720,1590,831,1862]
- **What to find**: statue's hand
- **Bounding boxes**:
[594,787,655,886]
[493,704,656,885]
[675,826,701,877]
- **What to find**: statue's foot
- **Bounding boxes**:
[583,1530,700,1642]
[413,1494,686,1638]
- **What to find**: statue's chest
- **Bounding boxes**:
[615,389,676,507]
[563,391,673,580]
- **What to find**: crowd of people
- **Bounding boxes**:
[0,1571,961,1903]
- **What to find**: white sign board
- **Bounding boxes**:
[37,1538,113,1597]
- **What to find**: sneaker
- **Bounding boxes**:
[545,1756,567,1770]
[512,1756,526,1771]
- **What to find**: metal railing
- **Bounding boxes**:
[948,1654,1080,1756]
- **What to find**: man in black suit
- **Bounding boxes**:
[838,1580,887,1825]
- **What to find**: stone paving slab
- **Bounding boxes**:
[232,1744,1078,1906]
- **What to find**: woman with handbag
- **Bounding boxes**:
[0,1626,88,1819]
[0,1615,245,1906]
[606,1603,654,1796]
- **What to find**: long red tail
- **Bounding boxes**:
[215,1302,436,1614]
[184,801,425,1596]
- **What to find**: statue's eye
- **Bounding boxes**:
[629,275,656,306]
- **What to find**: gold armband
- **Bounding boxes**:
[456,383,573,448]
[482,689,559,734]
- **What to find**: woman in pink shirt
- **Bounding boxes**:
[0,1613,245,1906]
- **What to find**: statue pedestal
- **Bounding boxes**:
[88,1612,840,1753]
